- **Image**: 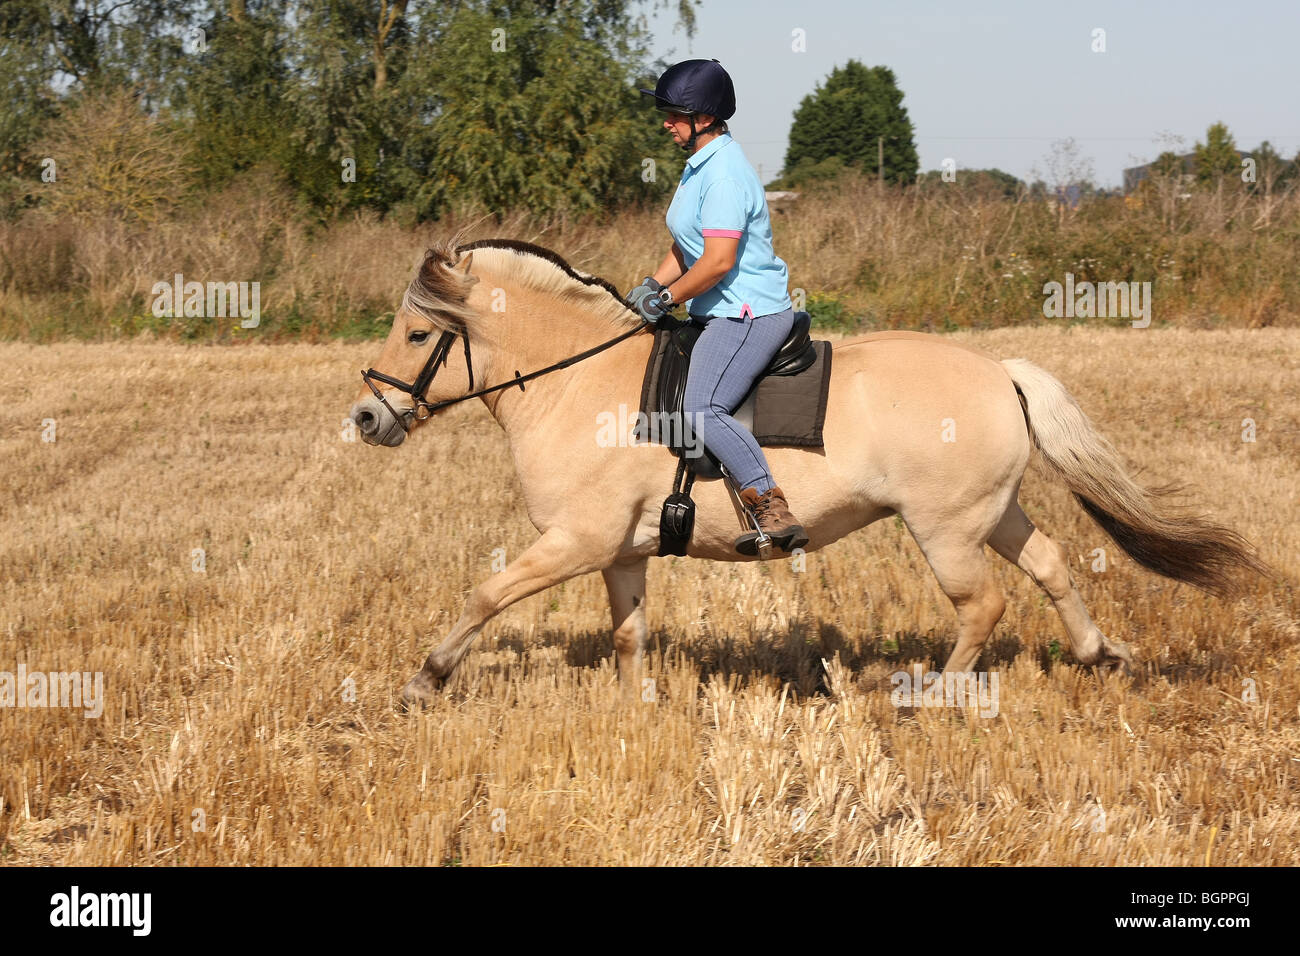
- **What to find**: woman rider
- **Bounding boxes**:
[626,58,808,557]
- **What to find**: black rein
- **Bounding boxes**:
[361,323,649,432]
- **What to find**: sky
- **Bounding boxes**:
[641,0,1300,189]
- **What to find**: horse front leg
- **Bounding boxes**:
[400,528,606,708]
[602,557,648,684]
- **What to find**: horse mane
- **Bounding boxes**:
[401,232,640,332]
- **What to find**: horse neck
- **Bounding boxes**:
[466,280,641,432]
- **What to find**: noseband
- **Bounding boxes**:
[361,329,474,431]
[361,323,648,433]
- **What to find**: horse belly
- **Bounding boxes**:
[682,336,1028,559]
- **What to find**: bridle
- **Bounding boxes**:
[361,322,650,432]
[361,328,471,430]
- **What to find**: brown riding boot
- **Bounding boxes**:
[735,485,810,557]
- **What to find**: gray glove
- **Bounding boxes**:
[637,289,673,327]
[624,276,662,311]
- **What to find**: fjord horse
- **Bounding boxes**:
[349,237,1266,707]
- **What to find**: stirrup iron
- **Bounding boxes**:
[724,471,772,558]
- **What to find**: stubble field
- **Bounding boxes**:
[1,325,1297,865]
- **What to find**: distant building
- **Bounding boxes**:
[765,190,799,215]
[1123,150,1249,194]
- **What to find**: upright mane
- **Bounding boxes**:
[401,234,640,332]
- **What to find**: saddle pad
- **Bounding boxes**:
[636,327,832,449]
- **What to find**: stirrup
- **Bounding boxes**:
[735,532,774,559]
[736,525,807,557]
[735,528,774,559]
[723,473,773,558]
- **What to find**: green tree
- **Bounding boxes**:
[4,0,190,96]
[0,35,59,214]
[283,0,409,214]
[1,0,702,220]
[407,0,683,219]
[174,1,296,192]
[1194,121,1239,185]
[782,59,918,187]
[1244,140,1296,194]
[918,167,1024,199]
[1151,150,1184,178]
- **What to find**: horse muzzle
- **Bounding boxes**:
[350,396,409,446]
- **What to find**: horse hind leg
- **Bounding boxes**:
[988,501,1133,674]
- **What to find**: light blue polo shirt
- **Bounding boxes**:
[665,132,792,318]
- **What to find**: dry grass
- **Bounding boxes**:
[3,170,1299,341]
[0,326,1297,865]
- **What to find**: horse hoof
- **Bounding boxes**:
[398,669,443,711]
[1095,640,1135,678]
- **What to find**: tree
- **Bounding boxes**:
[0,33,60,214]
[1244,140,1297,227]
[1038,137,1094,196]
[917,167,1024,200]
[1194,121,1238,185]
[1,0,704,220]
[1245,141,1295,194]
[1151,150,1184,178]
[174,1,296,192]
[371,0,410,92]
[782,59,918,187]
[284,0,411,214]
[406,0,682,219]
[1030,138,1094,224]
[2,0,190,99]
[34,87,193,223]
[0,0,183,213]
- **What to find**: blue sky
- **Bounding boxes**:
[641,0,1300,188]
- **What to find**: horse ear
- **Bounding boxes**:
[454,251,477,285]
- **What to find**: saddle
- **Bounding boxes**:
[636,311,832,480]
[636,311,833,556]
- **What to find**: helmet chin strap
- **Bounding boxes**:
[681,114,723,152]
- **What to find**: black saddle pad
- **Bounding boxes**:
[635,321,832,456]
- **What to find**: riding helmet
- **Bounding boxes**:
[640,59,735,151]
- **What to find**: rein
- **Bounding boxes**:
[362,322,650,432]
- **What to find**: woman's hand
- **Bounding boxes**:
[624,276,662,310]
[636,289,675,327]
[626,278,676,327]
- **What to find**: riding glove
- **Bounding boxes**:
[624,276,662,310]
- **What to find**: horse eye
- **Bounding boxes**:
[408,329,430,345]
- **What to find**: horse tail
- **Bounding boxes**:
[1000,357,1270,597]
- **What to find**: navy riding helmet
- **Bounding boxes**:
[640,58,736,152]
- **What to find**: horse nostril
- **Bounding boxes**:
[355,408,378,435]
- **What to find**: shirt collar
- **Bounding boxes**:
[685,132,732,170]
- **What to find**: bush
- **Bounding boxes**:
[33,89,195,225]
[2,162,1298,341]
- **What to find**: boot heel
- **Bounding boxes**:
[776,527,809,552]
